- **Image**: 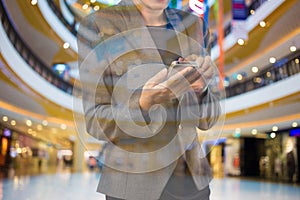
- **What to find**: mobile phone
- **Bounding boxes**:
[169,61,197,69]
[164,61,200,87]
[168,61,197,77]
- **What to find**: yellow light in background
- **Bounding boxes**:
[11,120,16,126]
[90,0,96,3]
[26,119,32,127]
[292,122,298,127]
[237,38,245,46]
[251,66,258,73]
[269,57,276,64]
[63,42,70,49]
[272,126,278,132]
[290,45,297,52]
[259,21,266,27]
[82,4,89,10]
[60,124,67,130]
[2,116,8,122]
[270,132,276,139]
[31,0,38,6]
[22,147,27,153]
[17,148,22,154]
[254,77,262,83]
[94,5,100,11]
[251,129,257,135]
[37,124,43,131]
[32,131,37,137]
[236,74,243,80]
[42,120,48,126]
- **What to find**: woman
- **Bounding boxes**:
[78,0,223,199]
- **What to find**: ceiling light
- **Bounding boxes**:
[295,58,299,64]
[259,21,266,27]
[16,148,22,153]
[272,126,278,131]
[60,124,67,130]
[266,71,271,77]
[269,57,276,64]
[290,45,297,52]
[270,132,276,139]
[63,42,70,49]
[2,116,8,122]
[251,129,257,135]
[31,0,38,6]
[90,0,96,3]
[250,10,255,15]
[11,120,16,126]
[37,124,43,131]
[237,38,245,45]
[26,119,32,127]
[292,122,298,127]
[82,4,89,10]
[42,120,48,126]
[251,66,258,73]
[236,74,243,80]
[94,5,100,11]
[28,129,33,134]
[254,77,262,83]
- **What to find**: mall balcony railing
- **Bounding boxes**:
[46,0,77,36]
[0,1,78,95]
[1,0,299,100]
[225,50,300,98]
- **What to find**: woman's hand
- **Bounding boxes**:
[139,68,173,111]
[139,66,197,111]
[185,55,213,93]
[139,55,214,111]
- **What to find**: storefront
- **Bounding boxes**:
[234,128,299,183]
[261,129,299,183]
[0,125,61,176]
[0,127,12,171]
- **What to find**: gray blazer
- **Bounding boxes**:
[78,1,222,199]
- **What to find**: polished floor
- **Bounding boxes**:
[0,171,299,200]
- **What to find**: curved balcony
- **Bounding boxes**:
[1,0,299,116]
[0,1,79,95]
[0,1,83,113]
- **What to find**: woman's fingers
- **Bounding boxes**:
[144,68,168,87]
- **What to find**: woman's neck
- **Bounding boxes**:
[134,1,167,26]
[141,9,166,26]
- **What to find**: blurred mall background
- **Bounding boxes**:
[0,0,300,197]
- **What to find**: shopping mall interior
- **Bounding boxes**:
[0,0,300,199]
